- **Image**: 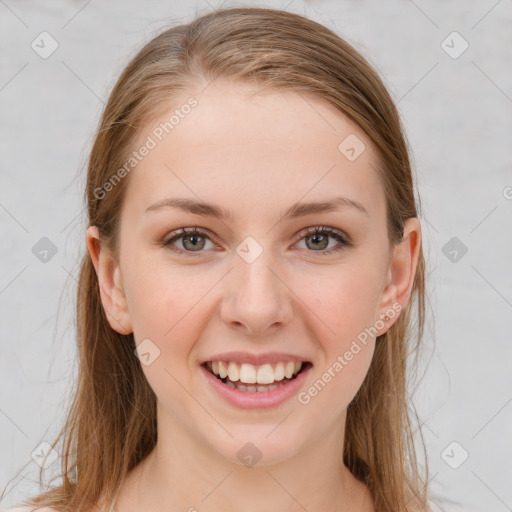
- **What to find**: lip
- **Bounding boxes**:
[200,361,313,410]
[201,351,310,366]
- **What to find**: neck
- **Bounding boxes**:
[109,402,372,512]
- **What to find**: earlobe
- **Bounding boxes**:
[377,218,422,334]
[85,225,133,335]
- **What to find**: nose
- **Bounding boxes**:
[220,247,293,336]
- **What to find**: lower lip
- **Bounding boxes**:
[200,363,312,410]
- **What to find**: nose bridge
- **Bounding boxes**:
[221,234,293,333]
[235,234,283,301]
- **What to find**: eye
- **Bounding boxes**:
[162,227,216,255]
[162,226,350,256]
[294,226,350,255]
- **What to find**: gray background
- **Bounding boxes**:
[1,1,511,511]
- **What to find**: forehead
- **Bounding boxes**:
[122,80,386,223]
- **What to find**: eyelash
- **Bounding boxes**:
[161,226,351,257]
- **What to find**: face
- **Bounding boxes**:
[87,79,419,467]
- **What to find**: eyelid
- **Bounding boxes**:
[292,225,350,245]
[162,225,351,256]
[162,227,219,251]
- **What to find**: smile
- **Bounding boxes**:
[201,360,313,408]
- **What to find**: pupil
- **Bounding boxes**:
[184,235,204,250]
[308,233,327,250]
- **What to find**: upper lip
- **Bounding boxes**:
[201,351,311,366]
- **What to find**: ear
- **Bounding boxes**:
[376,217,422,335]
[85,225,133,335]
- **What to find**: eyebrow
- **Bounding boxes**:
[145,195,369,221]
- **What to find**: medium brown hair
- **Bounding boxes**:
[7,7,438,512]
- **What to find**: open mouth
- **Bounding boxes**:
[202,361,313,393]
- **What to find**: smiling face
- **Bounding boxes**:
[87,79,417,467]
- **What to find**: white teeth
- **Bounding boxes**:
[239,363,257,384]
[284,361,295,379]
[226,381,284,392]
[208,360,304,384]
[218,361,228,379]
[256,364,274,384]
[274,362,285,381]
[227,362,239,382]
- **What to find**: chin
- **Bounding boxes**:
[209,430,306,468]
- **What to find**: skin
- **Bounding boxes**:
[86,79,421,512]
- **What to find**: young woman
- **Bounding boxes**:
[4,6,440,512]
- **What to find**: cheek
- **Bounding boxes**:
[124,247,194,326]
[123,256,220,403]
[296,267,378,411]
[123,251,222,364]
[296,259,385,346]
[303,341,375,419]
[291,261,382,409]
